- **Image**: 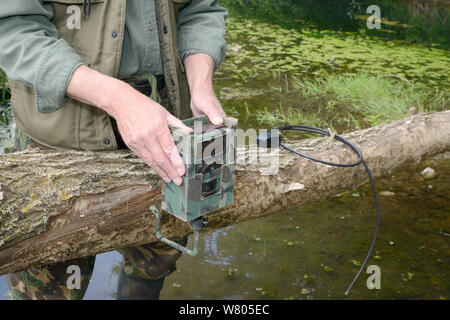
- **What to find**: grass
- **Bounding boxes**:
[252,73,449,132]
[293,74,423,122]
[255,103,331,129]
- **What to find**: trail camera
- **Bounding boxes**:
[161,115,238,222]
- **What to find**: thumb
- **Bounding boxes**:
[202,103,223,125]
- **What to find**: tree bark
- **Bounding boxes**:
[0,111,449,275]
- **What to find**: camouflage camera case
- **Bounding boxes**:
[161,115,238,222]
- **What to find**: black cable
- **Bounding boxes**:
[277,125,380,295]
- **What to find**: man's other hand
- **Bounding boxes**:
[184,53,225,126]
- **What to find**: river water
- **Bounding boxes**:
[0,10,448,300]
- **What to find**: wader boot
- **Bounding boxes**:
[116,266,165,300]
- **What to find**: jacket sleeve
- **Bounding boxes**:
[0,0,84,113]
[177,0,228,69]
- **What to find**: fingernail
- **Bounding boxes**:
[213,117,223,124]
[173,177,182,186]
[163,177,171,183]
[176,168,185,176]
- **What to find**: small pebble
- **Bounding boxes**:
[420,167,436,179]
[301,288,310,295]
[389,241,395,246]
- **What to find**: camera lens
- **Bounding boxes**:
[202,178,219,197]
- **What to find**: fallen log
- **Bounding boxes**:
[0,111,449,274]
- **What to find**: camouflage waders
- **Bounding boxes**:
[7,230,186,300]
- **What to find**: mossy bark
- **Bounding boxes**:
[0,111,449,275]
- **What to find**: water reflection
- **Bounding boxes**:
[203,229,234,266]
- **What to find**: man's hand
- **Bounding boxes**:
[184,53,225,125]
[67,65,192,185]
[110,85,193,186]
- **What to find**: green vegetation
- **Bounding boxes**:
[221,17,450,88]
[375,0,450,46]
[221,0,450,48]
[217,12,449,132]
[231,73,448,131]
[0,70,10,126]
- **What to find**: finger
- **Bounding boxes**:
[167,113,193,134]
[132,146,171,183]
[145,138,182,186]
[190,102,202,117]
[214,99,226,117]
[157,128,185,177]
[200,99,223,125]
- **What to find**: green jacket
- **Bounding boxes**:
[0,0,227,150]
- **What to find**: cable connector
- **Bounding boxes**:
[257,131,281,149]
